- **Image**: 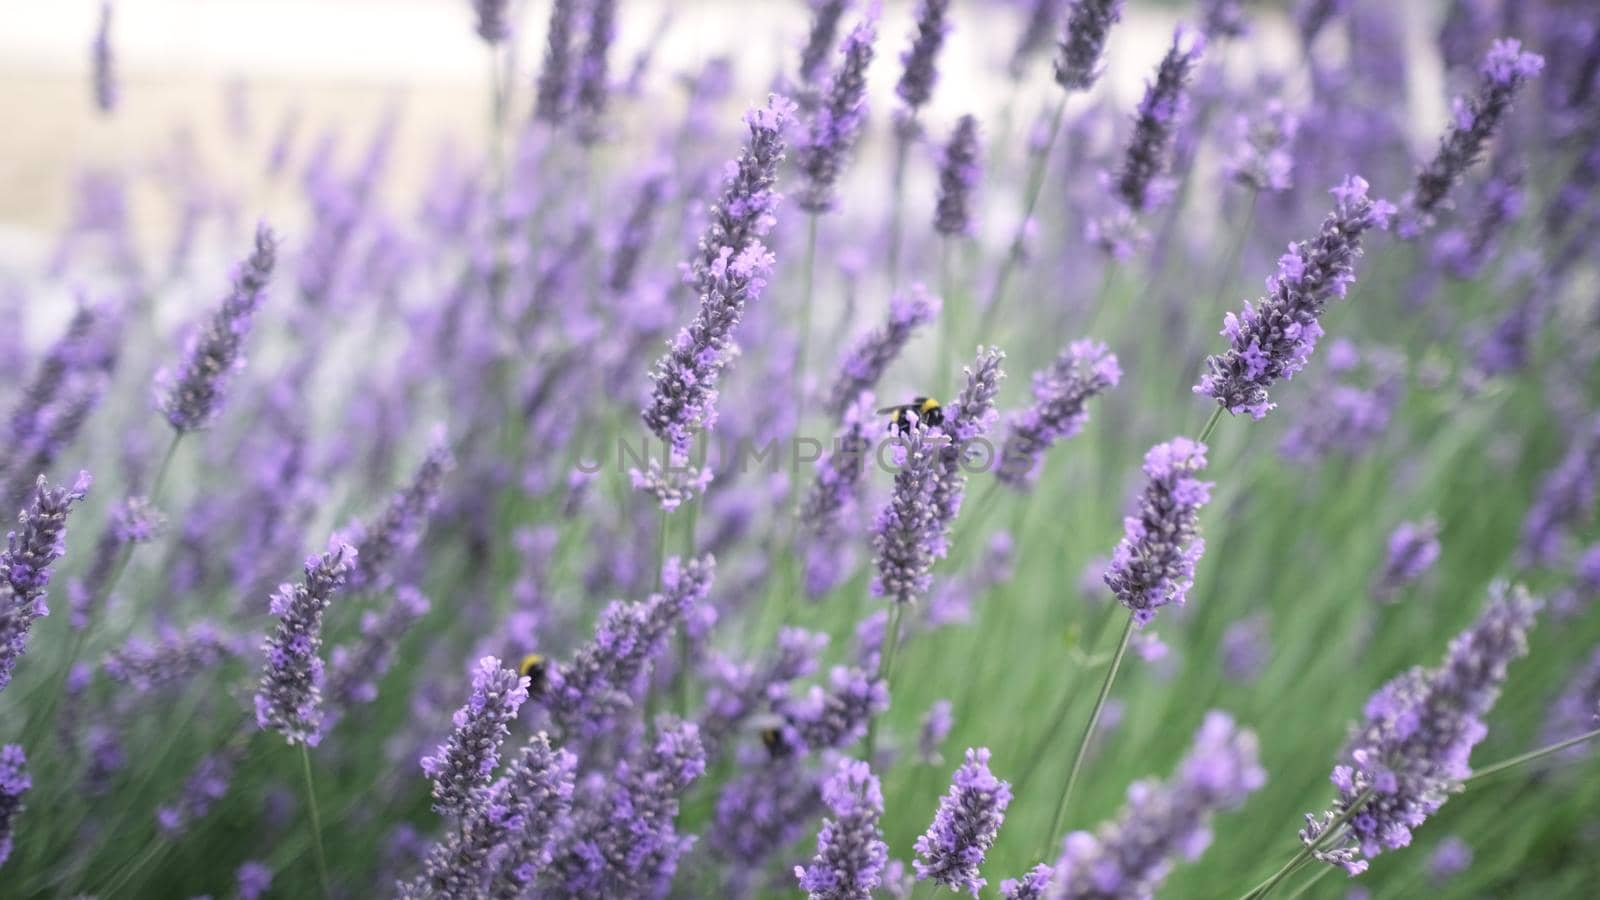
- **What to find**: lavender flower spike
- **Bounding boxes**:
[1399,39,1544,238]
[1375,518,1442,600]
[799,1,853,90]
[1519,417,1600,568]
[1052,711,1265,898]
[826,286,939,418]
[0,472,91,694]
[0,745,31,868]
[252,542,356,747]
[1054,0,1124,92]
[533,0,579,123]
[915,747,1012,895]
[344,434,454,590]
[872,423,945,605]
[895,0,952,115]
[929,347,1006,546]
[420,656,529,818]
[798,11,878,213]
[574,0,617,142]
[643,96,793,456]
[935,115,982,238]
[1195,176,1395,419]
[92,1,115,114]
[802,393,876,539]
[1301,583,1538,875]
[1000,864,1052,899]
[796,758,889,899]
[157,224,277,432]
[471,0,510,44]
[998,340,1120,489]
[1104,438,1212,626]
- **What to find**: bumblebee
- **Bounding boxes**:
[518,653,549,696]
[759,726,795,759]
[878,397,943,434]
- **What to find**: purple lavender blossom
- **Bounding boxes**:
[236,861,273,900]
[796,758,889,899]
[1009,0,1060,78]
[1539,646,1600,763]
[777,665,890,753]
[1103,438,1212,626]
[698,626,827,753]
[1054,0,1123,91]
[343,435,453,590]
[1520,418,1600,567]
[1201,0,1248,40]
[471,0,510,44]
[326,585,430,710]
[252,543,357,746]
[803,393,876,539]
[92,1,115,114]
[0,745,28,868]
[929,347,1006,547]
[1399,40,1544,238]
[826,287,939,417]
[1000,863,1053,899]
[895,0,952,115]
[157,745,243,836]
[1302,583,1538,875]
[533,0,579,123]
[872,423,946,605]
[642,96,794,457]
[711,754,823,882]
[998,340,1120,489]
[1375,518,1442,600]
[1220,614,1271,683]
[1051,711,1265,897]
[914,747,1011,895]
[2,305,103,478]
[934,115,982,238]
[918,699,953,764]
[103,621,246,692]
[1278,346,1403,463]
[1195,176,1395,419]
[607,169,669,293]
[575,0,617,142]
[420,656,530,818]
[1428,836,1473,883]
[1433,159,1523,279]
[1223,101,1298,193]
[543,555,714,738]
[799,1,854,90]
[156,224,277,432]
[0,472,91,694]
[798,12,878,213]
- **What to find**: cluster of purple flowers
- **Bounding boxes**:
[999,340,1121,489]
[0,472,91,694]
[1104,438,1213,626]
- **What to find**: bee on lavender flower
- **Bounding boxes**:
[878,397,943,435]
[517,653,549,696]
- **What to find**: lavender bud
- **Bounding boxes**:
[1428,836,1473,884]
[918,699,953,764]
[914,747,1011,895]
[1400,40,1543,238]
[778,665,890,752]
[326,585,430,710]
[0,472,91,694]
[999,340,1120,490]
[575,0,617,142]
[929,347,1006,545]
[92,1,115,114]
[421,656,529,819]
[1539,646,1600,763]
[798,12,879,213]
[711,756,823,876]
[796,758,889,899]
[827,287,940,418]
[0,745,29,868]
[872,424,946,606]
[103,621,246,692]
[1302,583,1537,875]
[1054,0,1123,92]
[896,0,952,114]
[934,115,982,238]
[533,0,579,123]
[1223,100,1298,193]
[156,745,243,836]
[800,1,854,89]
[629,456,714,512]
[1104,439,1212,626]
[344,435,453,590]
[607,169,668,294]
[1195,176,1395,420]
[802,394,876,541]
[1000,863,1053,899]
[252,543,357,747]
[1375,518,1442,600]
[1520,417,1600,568]
[1220,614,1271,683]
[471,0,510,44]
[1201,0,1248,40]
[236,861,273,900]
[156,224,277,432]
[1052,711,1265,897]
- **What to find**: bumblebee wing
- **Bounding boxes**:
[875,404,909,415]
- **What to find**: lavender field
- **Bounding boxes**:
[2,0,1599,897]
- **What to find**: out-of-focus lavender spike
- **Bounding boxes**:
[156,744,244,836]
[236,861,273,900]
[0,744,28,868]
[799,1,855,95]
[629,458,714,512]
[420,656,529,819]
[935,115,982,238]
[776,664,889,753]
[1295,0,1348,48]
[1438,0,1495,73]
[1089,26,1204,258]
[798,11,879,213]
[914,747,1011,895]
[711,755,823,886]
[1399,39,1544,238]
[1540,646,1600,763]
[157,224,277,433]
[1202,0,1248,40]
[1054,0,1123,92]
[1009,0,1062,79]
[575,0,617,143]
[1104,438,1212,627]
[1428,836,1473,884]
[534,0,579,124]
[895,0,952,117]
[999,863,1052,899]
[1051,711,1265,897]
[803,393,875,539]
[607,169,669,293]
[252,542,357,747]
[1433,158,1524,279]
[1278,343,1403,463]
[1223,100,1298,193]
[543,556,714,738]
[642,96,794,457]
[343,435,453,591]
[1,304,103,479]
[326,585,430,712]
[1302,584,1537,875]
[1195,176,1395,420]
[796,757,889,899]
[998,340,1120,489]
[1375,518,1442,600]
[102,621,246,692]
[550,718,705,896]
[471,0,510,44]
[698,626,827,754]
[872,423,945,606]
[1221,614,1271,683]
[92,1,115,114]
[918,698,952,763]
[0,472,91,694]
[929,347,1006,547]
[826,287,939,417]
[1520,418,1600,568]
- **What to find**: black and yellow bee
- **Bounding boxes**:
[759,725,794,759]
[518,653,549,696]
[878,396,943,434]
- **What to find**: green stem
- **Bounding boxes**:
[796,214,820,418]
[300,744,332,900]
[1279,861,1335,900]
[1239,787,1375,900]
[1043,612,1135,849]
[1464,726,1600,783]
[1197,406,1225,445]
[979,93,1069,343]
[863,603,907,761]
[938,237,955,397]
